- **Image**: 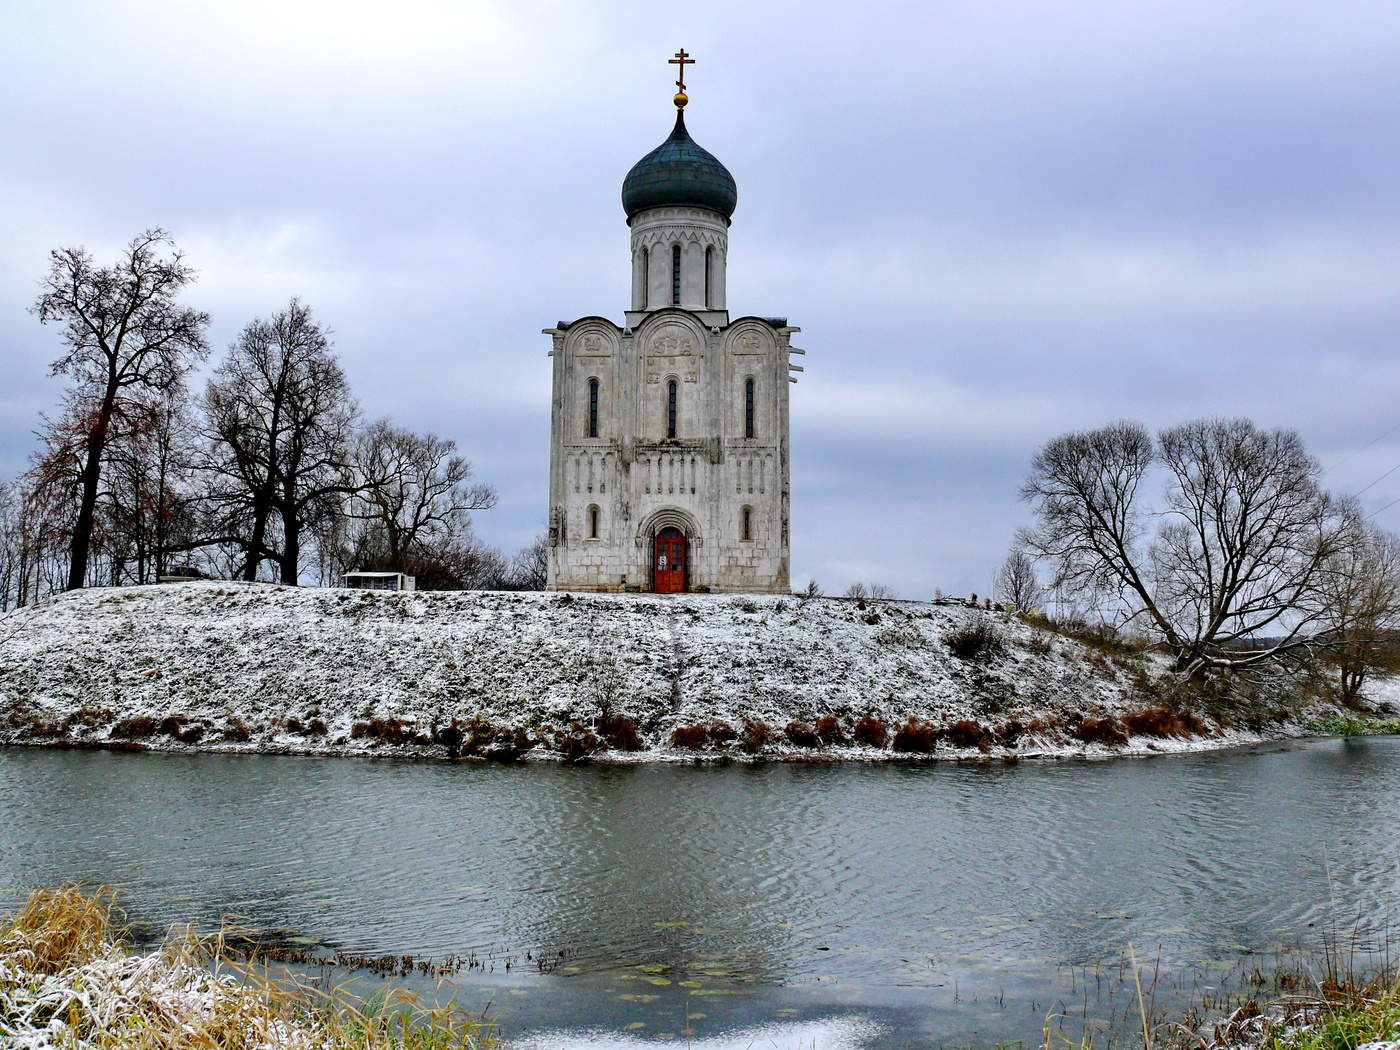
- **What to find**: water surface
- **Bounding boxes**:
[2,740,1397,1048]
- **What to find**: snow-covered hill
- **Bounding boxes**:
[0,581,1321,761]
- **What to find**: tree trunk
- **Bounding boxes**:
[66,392,116,591]
[281,508,299,585]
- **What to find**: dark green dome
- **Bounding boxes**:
[621,110,737,220]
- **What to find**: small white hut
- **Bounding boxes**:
[342,571,415,592]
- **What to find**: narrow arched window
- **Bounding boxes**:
[741,506,752,542]
[587,377,599,438]
[744,377,755,439]
[666,379,678,439]
[704,245,714,307]
[589,504,600,539]
[640,246,649,305]
[671,244,682,305]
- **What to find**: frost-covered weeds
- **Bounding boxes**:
[0,582,1362,764]
[0,886,497,1049]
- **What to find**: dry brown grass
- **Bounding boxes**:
[0,883,117,975]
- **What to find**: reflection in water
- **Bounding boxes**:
[2,739,1399,1047]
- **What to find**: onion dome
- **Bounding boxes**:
[621,108,738,220]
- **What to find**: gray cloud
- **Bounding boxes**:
[3,0,1399,596]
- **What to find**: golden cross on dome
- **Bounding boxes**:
[668,48,694,93]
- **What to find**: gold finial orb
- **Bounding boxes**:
[674,91,688,109]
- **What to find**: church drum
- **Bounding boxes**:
[653,527,687,593]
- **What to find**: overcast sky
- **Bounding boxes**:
[3,0,1399,597]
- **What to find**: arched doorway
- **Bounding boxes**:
[653,527,687,593]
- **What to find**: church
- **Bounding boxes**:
[545,52,804,594]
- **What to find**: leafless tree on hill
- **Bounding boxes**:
[31,230,211,590]
[1019,417,1360,678]
[508,533,550,590]
[1317,525,1400,705]
[994,549,1042,611]
[353,420,497,573]
[202,299,359,584]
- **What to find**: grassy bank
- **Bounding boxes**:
[1306,714,1400,737]
[0,886,498,1049]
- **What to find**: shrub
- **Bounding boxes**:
[1074,717,1129,747]
[739,718,773,754]
[851,715,888,748]
[484,726,534,762]
[814,715,847,746]
[1121,707,1205,738]
[285,718,304,735]
[997,720,1026,746]
[670,724,709,750]
[306,719,328,737]
[784,721,821,748]
[945,619,1007,663]
[708,720,737,744]
[598,714,644,751]
[111,717,156,740]
[157,716,186,737]
[222,719,251,742]
[554,722,602,764]
[175,723,204,744]
[891,717,938,753]
[945,719,993,750]
[434,719,465,757]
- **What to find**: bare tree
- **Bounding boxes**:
[354,420,496,573]
[509,533,550,590]
[994,548,1042,611]
[1318,526,1400,705]
[845,581,895,600]
[1020,417,1358,678]
[31,230,210,590]
[202,299,358,583]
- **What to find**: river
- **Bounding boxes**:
[2,738,1397,1048]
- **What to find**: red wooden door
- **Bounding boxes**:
[653,527,687,593]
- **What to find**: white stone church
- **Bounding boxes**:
[545,62,803,594]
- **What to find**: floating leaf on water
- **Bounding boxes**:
[702,970,731,977]
[688,1012,706,1019]
[644,977,672,986]
[638,964,667,974]
[624,1023,646,1031]
[678,980,703,988]
[562,966,582,974]
[653,921,689,928]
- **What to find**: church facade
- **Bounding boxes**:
[545,62,802,593]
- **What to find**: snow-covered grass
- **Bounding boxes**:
[0,885,498,1049]
[0,581,1345,763]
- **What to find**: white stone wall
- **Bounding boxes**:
[545,231,801,594]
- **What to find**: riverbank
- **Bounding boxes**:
[0,885,498,1049]
[0,581,1379,763]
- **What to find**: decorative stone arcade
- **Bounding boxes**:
[544,51,804,594]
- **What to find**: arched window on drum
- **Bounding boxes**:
[586,377,599,438]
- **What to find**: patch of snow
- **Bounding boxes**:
[513,1016,882,1050]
